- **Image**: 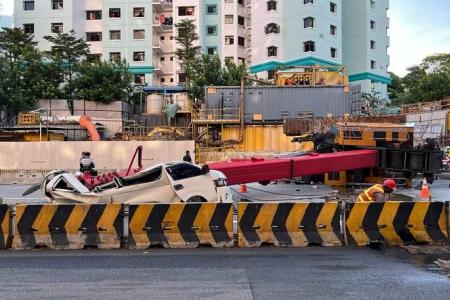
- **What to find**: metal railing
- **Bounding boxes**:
[192,108,241,123]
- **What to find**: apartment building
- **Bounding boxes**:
[14,0,390,97]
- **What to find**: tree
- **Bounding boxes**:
[175,19,201,78]
[0,28,49,124]
[387,72,404,104]
[44,30,90,114]
[394,53,450,105]
[224,60,249,86]
[73,60,135,103]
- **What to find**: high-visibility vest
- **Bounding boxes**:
[357,184,384,202]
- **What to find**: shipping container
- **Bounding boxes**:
[204,85,359,124]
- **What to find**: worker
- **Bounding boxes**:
[356,179,396,202]
[183,151,192,163]
[80,151,95,173]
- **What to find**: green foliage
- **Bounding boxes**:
[0,28,46,123]
[390,53,450,105]
[44,30,90,114]
[175,19,201,75]
[73,60,135,103]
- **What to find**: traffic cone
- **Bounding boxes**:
[419,177,431,201]
[239,184,248,193]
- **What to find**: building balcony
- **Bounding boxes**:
[152,0,173,13]
[152,41,163,53]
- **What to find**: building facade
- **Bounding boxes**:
[14,0,390,97]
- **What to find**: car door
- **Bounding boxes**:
[165,163,216,202]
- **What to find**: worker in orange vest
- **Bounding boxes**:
[356,179,396,202]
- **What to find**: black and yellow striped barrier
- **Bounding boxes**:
[12,204,123,250]
[238,202,342,247]
[127,203,233,249]
[345,201,448,246]
[0,205,10,250]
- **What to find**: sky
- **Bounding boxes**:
[1,0,449,76]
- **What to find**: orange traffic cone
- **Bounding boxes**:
[419,177,431,201]
[239,184,248,193]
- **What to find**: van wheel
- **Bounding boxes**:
[187,196,207,203]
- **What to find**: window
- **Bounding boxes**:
[178,6,195,16]
[133,29,145,40]
[160,36,165,40]
[330,2,337,13]
[268,70,276,80]
[23,1,35,11]
[160,78,166,83]
[87,54,101,61]
[134,74,145,85]
[207,47,217,55]
[238,0,244,5]
[370,0,376,9]
[110,52,121,62]
[52,0,63,10]
[134,52,145,62]
[225,15,234,24]
[109,30,121,40]
[206,4,217,14]
[303,17,314,29]
[86,32,102,42]
[238,36,245,47]
[161,57,166,62]
[225,35,234,45]
[331,47,337,58]
[179,73,187,83]
[238,57,245,65]
[304,0,314,4]
[86,10,102,20]
[207,25,217,35]
[330,25,337,35]
[371,60,376,69]
[166,163,203,181]
[51,23,63,33]
[267,0,277,11]
[370,20,376,29]
[120,167,162,185]
[133,7,145,18]
[303,40,315,52]
[170,56,174,61]
[370,40,376,49]
[344,130,362,140]
[109,8,121,18]
[267,46,277,57]
[371,81,376,90]
[170,78,174,83]
[225,57,234,63]
[373,131,386,140]
[238,16,245,26]
[23,23,34,34]
[170,35,174,40]
[265,23,280,34]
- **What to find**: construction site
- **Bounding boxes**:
[2,67,450,299]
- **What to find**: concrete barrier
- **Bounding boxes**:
[12,204,122,250]
[127,203,233,249]
[345,201,448,246]
[0,205,9,249]
[238,202,342,247]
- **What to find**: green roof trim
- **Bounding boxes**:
[128,66,154,74]
[349,72,392,84]
[249,56,340,73]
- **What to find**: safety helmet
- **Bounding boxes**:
[383,179,397,190]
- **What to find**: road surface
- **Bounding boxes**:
[0,247,449,299]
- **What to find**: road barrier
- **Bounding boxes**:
[238,202,342,247]
[1,201,449,250]
[12,204,122,250]
[127,203,233,249]
[345,201,448,246]
[0,205,10,249]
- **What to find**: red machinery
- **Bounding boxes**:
[208,150,378,185]
[78,146,144,190]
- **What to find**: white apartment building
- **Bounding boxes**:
[14,0,390,97]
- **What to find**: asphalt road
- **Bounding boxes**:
[0,247,449,299]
